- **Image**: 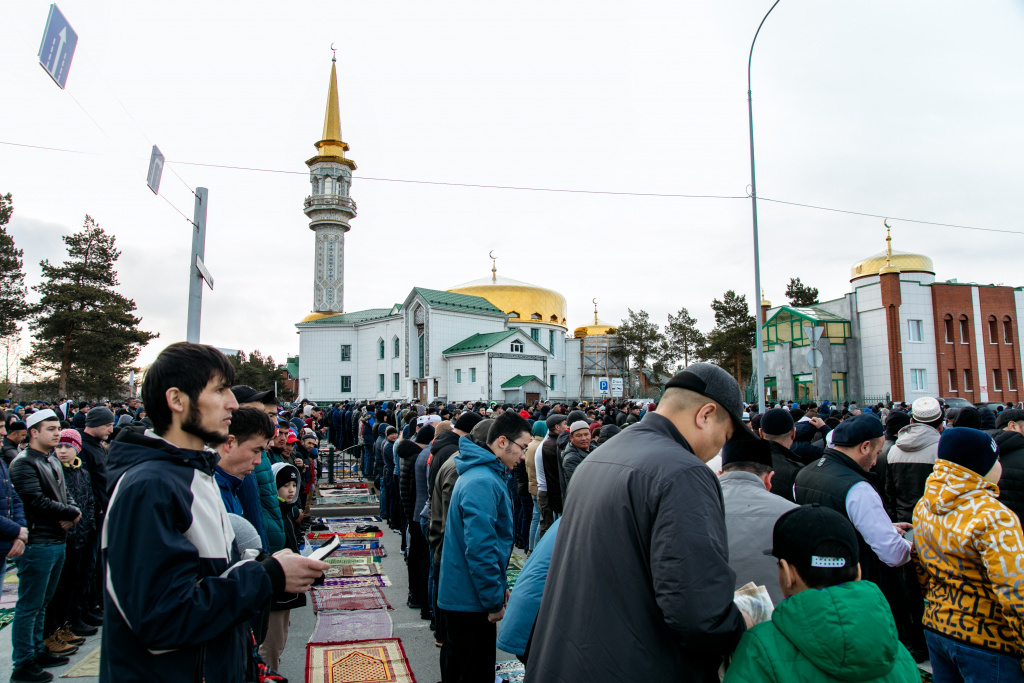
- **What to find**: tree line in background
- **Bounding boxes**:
[0,193,155,399]
[614,277,820,389]
[227,349,296,403]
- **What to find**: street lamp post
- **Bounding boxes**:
[747,0,781,411]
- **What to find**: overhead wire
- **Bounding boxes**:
[2,139,1021,236]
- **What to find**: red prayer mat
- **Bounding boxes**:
[306,639,415,683]
[311,587,393,613]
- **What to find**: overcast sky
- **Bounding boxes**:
[3,1,1023,373]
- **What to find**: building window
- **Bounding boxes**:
[944,316,954,344]
[455,369,462,384]
[531,313,541,320]
[508,311,520,319]
[511,340,524,353]
[393,373,400,391]
[378,374,385,391]
[340,344,352,361]
[550,375,556,390]
[549,330,555,355]
[908,319,924,342]
[960,317,970,344]
[992,369,1002,392]
[378,338,385,359]
[1009,369,1017,392]
[989,317,998,345]
[947,369,957,393]
[910,369,927,392]
[1005,319,1014,345]
[394,337,400,358]
[530,328,540,342]
[964,369,973,392]
[340,376,352,393]
[470,367,477,383]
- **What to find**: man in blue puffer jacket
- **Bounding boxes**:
[437,411,531,683]
[232,386,286,552]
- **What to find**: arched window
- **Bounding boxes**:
[1004,316,1014,345]
[959,315,970,344]
[943,314,954,343]
[378,338,385,359]
[988,316,998,345]
[393,336,400,358]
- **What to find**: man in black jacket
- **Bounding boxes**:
[757,408,807,503]
[10,410,81,682]
[992,408,1024,522]
[528,364,753,682]
[2,421,26,465]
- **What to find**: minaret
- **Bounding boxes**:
[304,52,357,313]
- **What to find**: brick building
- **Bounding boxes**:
[757,231,1024,405]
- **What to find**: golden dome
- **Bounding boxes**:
[574,321,618,337]
[850,250,934,280]
[299,312,338,323]
[448,275,567,328]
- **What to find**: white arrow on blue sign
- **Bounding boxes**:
[38,4,78,90]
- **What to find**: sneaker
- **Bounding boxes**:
[10,662,53,682]
[67,619,99,637]
[36,651,71,668]
[43,634,77,656]
[58,623,88,644]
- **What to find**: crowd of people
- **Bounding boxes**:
[3,344,1024,682]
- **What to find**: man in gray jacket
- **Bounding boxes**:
[559,421,592,492]
[528,364,754,683]
[718,438,797,605]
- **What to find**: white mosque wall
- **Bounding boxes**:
[898,279,939,400]
[490,355,552,402]
[297,324,359,401]
[853,280,892,398]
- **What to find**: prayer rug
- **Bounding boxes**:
[60,646,102,677]
[325,564,383,578]
[327,556,380,566]
[309,610,393,643]
[329,542,380,551]
[308,531,383,540]
[324,516,382,523]
[306,638,414,683]
[334,548,386,557]
[495,660,525,683]
[506,567,521,590]
[321,575,391,589]
[311,587,392,613]
[0,608,14,631]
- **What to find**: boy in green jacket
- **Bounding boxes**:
[724,505,919,683]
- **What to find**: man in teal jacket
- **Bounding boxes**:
[437,411,531,683]
[233,386,286,552]
[724,505,919,683]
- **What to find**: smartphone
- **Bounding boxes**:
[308,535,340,562]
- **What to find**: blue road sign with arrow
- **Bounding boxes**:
[38,4,78,89]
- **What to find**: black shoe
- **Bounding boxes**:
[10,663,53,682]
[80,611,103,627]
[406,600,422,609]
[36,652,70,668]
[68,619,99,637]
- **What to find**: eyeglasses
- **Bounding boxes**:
[511,440,531,453]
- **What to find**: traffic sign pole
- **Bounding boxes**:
[186,188,211,343]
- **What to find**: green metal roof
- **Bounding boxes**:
[413,288,506,317]
[443,330,519,355]
[763,305,850,326]
[284,356,299,379]
[301,308,398,325]
[501,374,545,389]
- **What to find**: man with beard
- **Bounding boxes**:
[99,343,328,683]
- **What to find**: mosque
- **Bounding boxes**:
[293,59,622,403]
[758,228,1024,406]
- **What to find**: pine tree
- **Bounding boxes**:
[615,309,672,394]
[785,277,819,307]
[0,193,29,342]
[229,349,285,392]
[701,290,756,384]
[665,307,705,368]
[21,215,157,398]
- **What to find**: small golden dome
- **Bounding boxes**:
[299,312,338,323]
[574,322,618,337]
[448,275,567,328]
[850,250,934,280]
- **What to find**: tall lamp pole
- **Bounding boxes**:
[747,0,781,410]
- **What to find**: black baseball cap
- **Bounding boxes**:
[663,363,756,441]
[763,505,859,569]
[232,385,276,405]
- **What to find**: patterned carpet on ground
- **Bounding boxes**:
[312,587,393,613]
[506,553,525,590]
[306,639,415,683]
[309,610,393,643]
[495,660,525,683]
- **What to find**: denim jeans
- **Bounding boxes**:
[925,630,1024,682]
[528,496,540,551]
[12,542,66,668]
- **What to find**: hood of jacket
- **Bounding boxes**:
[105,428,218,493]
[395,438,423,462]
[430,428,460,456]
[455,435,506,477]
[893,423,940,452]
[773,581,901,681]
[916,458,997,517]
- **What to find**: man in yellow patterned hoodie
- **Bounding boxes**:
[914,426,1024,682]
